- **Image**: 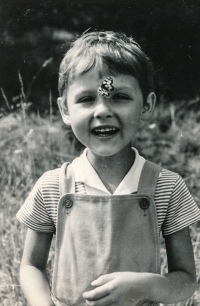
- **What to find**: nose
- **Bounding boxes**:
[93,99,113,119]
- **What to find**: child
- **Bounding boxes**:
[17,31,200,306]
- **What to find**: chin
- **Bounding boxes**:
[92,148,122,157]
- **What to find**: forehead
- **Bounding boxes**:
[68,61,113,84]
[68,61,136,86]
[67,68,142,95]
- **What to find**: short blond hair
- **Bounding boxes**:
[58,31,154,102]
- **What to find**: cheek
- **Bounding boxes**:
[69,115,87,137]
[70,119,81,132]
[125,108,141,124]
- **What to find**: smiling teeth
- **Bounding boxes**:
[95,128,117,132]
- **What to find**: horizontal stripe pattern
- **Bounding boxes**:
[16,168,200,236]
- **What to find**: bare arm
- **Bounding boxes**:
[153,226,197,302]
[20,228,54,306]
[139,226,196,303]
[83,227,197,305]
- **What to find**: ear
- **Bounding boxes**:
[140,92,156,121]
[57,97,71,126]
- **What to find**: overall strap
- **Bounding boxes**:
[59,162,75,197]
[137,160,161,199]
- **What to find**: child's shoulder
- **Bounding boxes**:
[41,167,61,179]
[156,166,189,198]
[158,167,182,188]
[39,167,60,181]
[159,167,180,180]
[145,160,180,186]
[37,167,62,191]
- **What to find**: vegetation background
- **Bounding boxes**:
[0,0,200,305]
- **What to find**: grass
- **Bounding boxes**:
[0,103,83,305]
[0,96,200,305]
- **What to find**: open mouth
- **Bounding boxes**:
[91,127,119,137]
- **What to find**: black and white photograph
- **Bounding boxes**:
[1,1,200,305]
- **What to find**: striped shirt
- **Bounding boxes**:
[16,167,200,237]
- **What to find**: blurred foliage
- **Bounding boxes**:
[1,0,200,112]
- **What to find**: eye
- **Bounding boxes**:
[113,93,130,100]
[78,96,95,103]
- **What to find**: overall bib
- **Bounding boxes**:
[51,161,161,306]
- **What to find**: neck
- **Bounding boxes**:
[87,146,135,193]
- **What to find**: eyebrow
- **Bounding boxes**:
[73,89,96,97]
[75,85,133,93]
[70,83,136,100]
[114,86,133,91]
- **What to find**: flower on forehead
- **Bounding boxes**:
[98,87,111,97]
[98,76,114,98]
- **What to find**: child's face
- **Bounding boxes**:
[59,68,155,157]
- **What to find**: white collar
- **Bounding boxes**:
[71,148,146,195]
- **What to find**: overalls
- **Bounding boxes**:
[51,161,161,306]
